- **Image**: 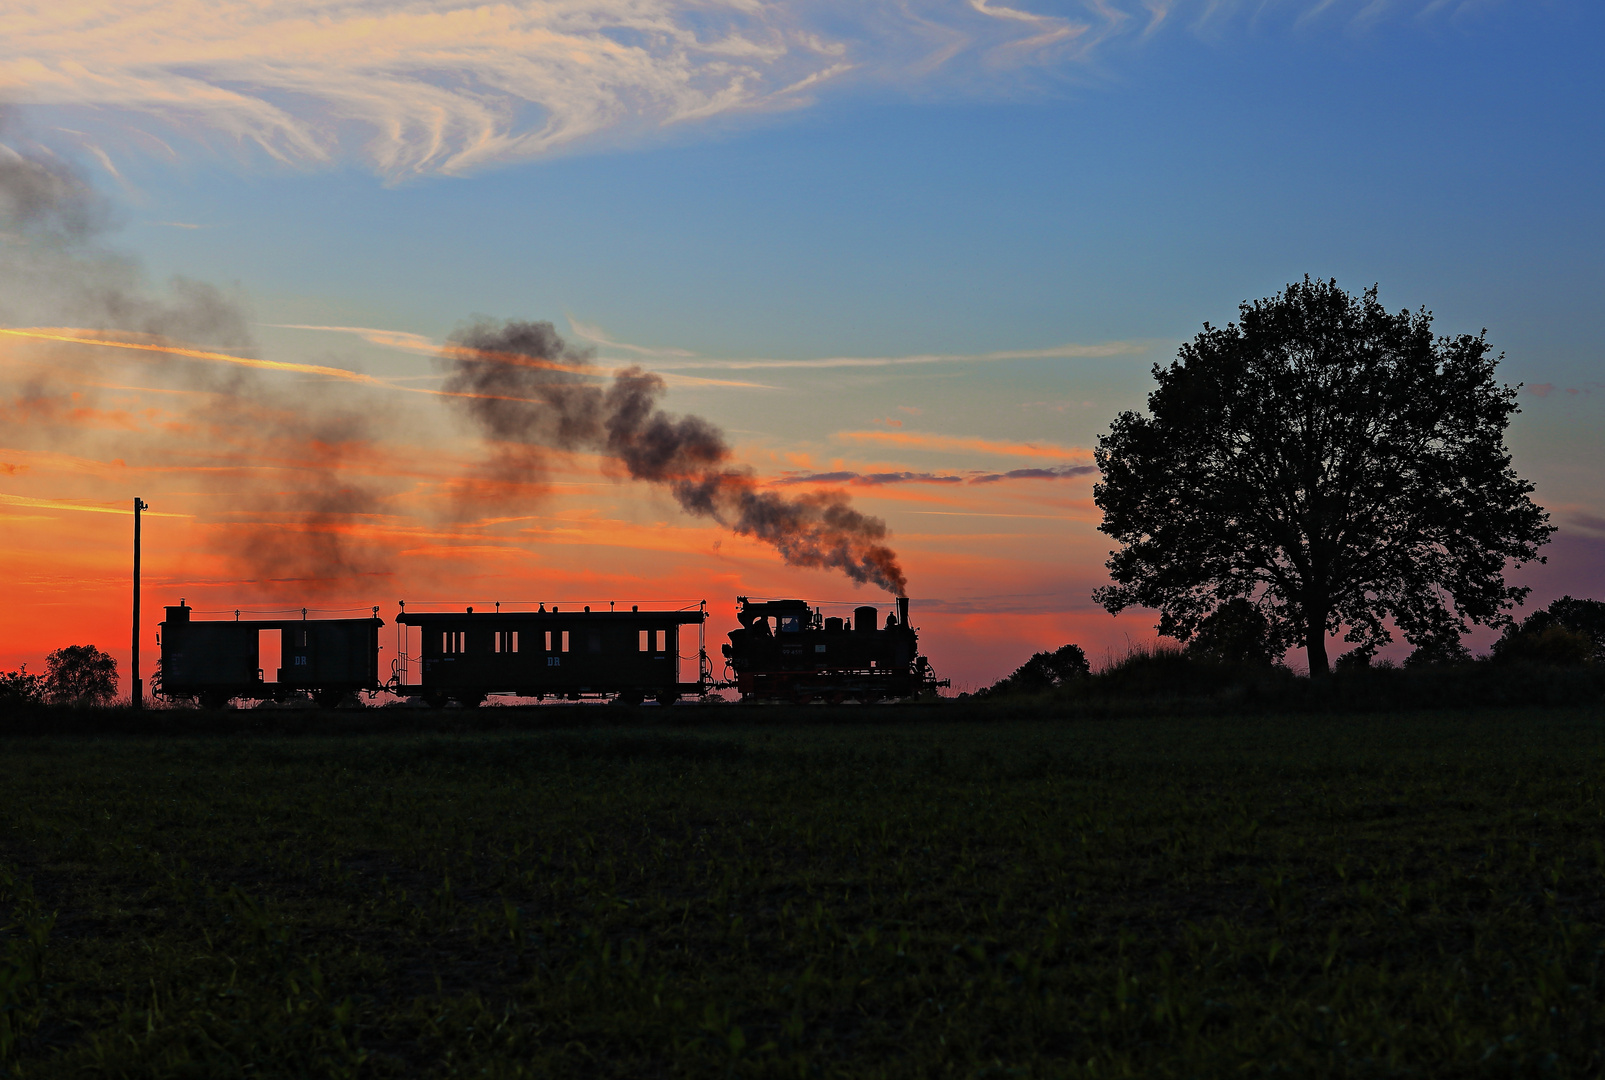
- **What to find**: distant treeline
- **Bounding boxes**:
[0,645,119,709]
[972,595,1605,712]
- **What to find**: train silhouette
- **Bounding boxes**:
[158,595,946,707]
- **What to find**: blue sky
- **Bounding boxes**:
[97,0,1599,364]
[107,0,1601,486]
[2,0,1601,683]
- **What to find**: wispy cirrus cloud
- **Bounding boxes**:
[0,0,1494,180]
[775,464,1097,486]
[0,492,190,517]
[263,318,1152,379]
[566,317,1155,369]
[833,429,1091,461]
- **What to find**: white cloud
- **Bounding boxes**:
[0,0,1500,180]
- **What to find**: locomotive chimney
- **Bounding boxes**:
[897,596,909,628]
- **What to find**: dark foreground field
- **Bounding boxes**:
[3,708,1604,1078]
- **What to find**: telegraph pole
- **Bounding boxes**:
[132,497,147,709]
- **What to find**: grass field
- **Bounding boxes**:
[2,707,1603,1077]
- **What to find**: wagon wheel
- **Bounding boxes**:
[828,691,847,706]
[615,689,643,707]
[655,689,679,707]
[422,692,448,709]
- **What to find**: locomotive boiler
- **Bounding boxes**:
[721,595,947,702]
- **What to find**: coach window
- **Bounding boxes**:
[655,629,667,653]
[495,631,519,653]
[639,629,649,652]
[544,630,552,652]
[562,630,570,653]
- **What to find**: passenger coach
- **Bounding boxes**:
[395,602,710,706]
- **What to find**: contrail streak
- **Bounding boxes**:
[0,493,189,517]
[0,327,392,386]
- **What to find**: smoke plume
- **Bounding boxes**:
[0,116,379,591]
[443,318,908,594]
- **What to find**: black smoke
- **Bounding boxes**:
[0,116,378,592]
[442,318,908,594]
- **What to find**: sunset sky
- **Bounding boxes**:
[2,0,1601,694]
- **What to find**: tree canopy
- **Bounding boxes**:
[1093,278,1552,676]
[44,644,119,706]
[981,643,1090,697]
[1491,595,1605,667]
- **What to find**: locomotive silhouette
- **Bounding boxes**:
[158,595,945,706]
[721,596,945,702]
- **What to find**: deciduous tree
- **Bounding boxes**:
[1491,595,1605,666]
[44,644,119,706]
[1094,278,1552,677]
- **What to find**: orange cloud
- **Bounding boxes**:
[0,327,393,387]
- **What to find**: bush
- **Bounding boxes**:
[44,645,119,707]
[1404,635,1473,669]
[1493,596,1605,666]
[0,666,46,706]
[1491,625,1594,667]
[1333,646,1383,672]
[1186,599,1276,666]
[979,643,1090,697]
[1093,640,1298,700]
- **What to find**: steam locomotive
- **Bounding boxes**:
[157,595,945,706]
[721,595,945,702]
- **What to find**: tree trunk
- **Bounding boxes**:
[1306,622,1331,679]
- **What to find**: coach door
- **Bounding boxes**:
[258,628,282,684]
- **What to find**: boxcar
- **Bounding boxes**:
[159,601,384,707]
[395,603,709,706]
